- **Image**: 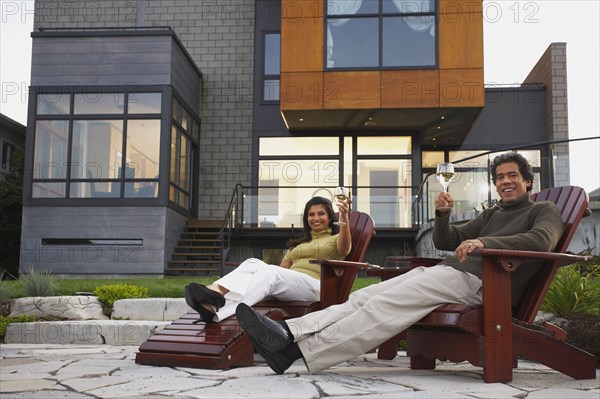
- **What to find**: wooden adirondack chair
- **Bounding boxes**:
[135,211,375,369]
[324,186,596,383]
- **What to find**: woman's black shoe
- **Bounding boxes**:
[184,283,226,324]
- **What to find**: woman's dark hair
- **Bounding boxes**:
[287,196,337,248]
[490,152,535,191]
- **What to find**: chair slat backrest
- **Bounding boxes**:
[327,211,375,306]
[346,211,376,262]
[515,186,589,321]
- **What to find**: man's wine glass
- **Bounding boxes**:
[333,186,350,226]
[436,162,455,193]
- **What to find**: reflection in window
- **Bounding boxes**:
[327,18,378,68]
[71,120,123,180]
[357,136,411,155]
[37,93,70,114]
[33,120,69,180]
[256,135,414,228]
[259,137,339,156]
[356,159,413,228]
[74,93,125,114]
[263,80,280,102]
[126,120,160,179]
[421,151,444,167]
[383,16,435,67]
[263,33,280,101]
[326,0,436,68]
[128,93,162,114]
[169,96,195,210]
[31,92,162,199]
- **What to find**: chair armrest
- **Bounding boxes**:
[308,259,376,270]
[472,248,591,272]
[385,256,443,268]
[308,259,377,309]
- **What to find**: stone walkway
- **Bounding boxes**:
[1,344,598,398]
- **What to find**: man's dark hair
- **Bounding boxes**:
[490,152,535,191]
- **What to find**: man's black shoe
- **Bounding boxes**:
[236,303,302,374]
[235,303,292,351]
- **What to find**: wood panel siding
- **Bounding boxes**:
[324,71,380,109]
[439,3,484,69]
[439,68,484,107]
[381,70,440,108]
[280,1,323,73]
[280,72,324,110]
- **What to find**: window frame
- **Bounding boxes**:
[254,133,416,228]
[262,31,281,103]
[324,0,438,70]
[23,85,199,211]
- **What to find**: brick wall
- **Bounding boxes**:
[524,43,570,187]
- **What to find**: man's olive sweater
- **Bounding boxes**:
[433,193,564,303]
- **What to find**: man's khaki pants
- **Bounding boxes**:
[286,265,483,373]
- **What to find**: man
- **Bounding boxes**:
[236,153,564,375]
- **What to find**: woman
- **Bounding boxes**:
[185,195,352,323]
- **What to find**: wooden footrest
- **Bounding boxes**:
[135,308,284,370]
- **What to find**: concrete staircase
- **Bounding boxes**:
[166,220,224,276]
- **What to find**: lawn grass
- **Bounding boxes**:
[3,276,381,299]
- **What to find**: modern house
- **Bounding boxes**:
[20,0,573,277]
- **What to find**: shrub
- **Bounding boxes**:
[542,262,600,318]
[0,315,36,338]
[579,264,600,316]
[0,271,16,303]
[94,284,149,316]
[20,267,56,297]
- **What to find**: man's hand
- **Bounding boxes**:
[455,239,485,262]
[435,192,454,210]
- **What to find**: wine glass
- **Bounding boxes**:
[333,186,351,226]
[436,162,455,193]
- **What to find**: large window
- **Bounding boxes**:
[326,0,436,69]
[31,91,162,199]
[169,97,197,209]
[263,33,280,102]
[257,135,413,228]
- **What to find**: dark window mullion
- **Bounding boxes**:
[65,92,75,198]
[119,94,130,198]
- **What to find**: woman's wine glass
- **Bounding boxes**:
[333,186,350,226]
[436,162,455,193]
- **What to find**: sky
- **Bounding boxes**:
[1,0,599,193]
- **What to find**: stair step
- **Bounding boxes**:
[187,220,223,228]
[168,260,221,264]
[175,245,221,249]
[172,253,221,258]
[181,232,221,236]
[178,238,221,242]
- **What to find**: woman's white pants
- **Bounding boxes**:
[212,258,320,321]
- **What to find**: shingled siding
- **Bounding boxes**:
[33,0,255,220]
[20,206,187,277]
